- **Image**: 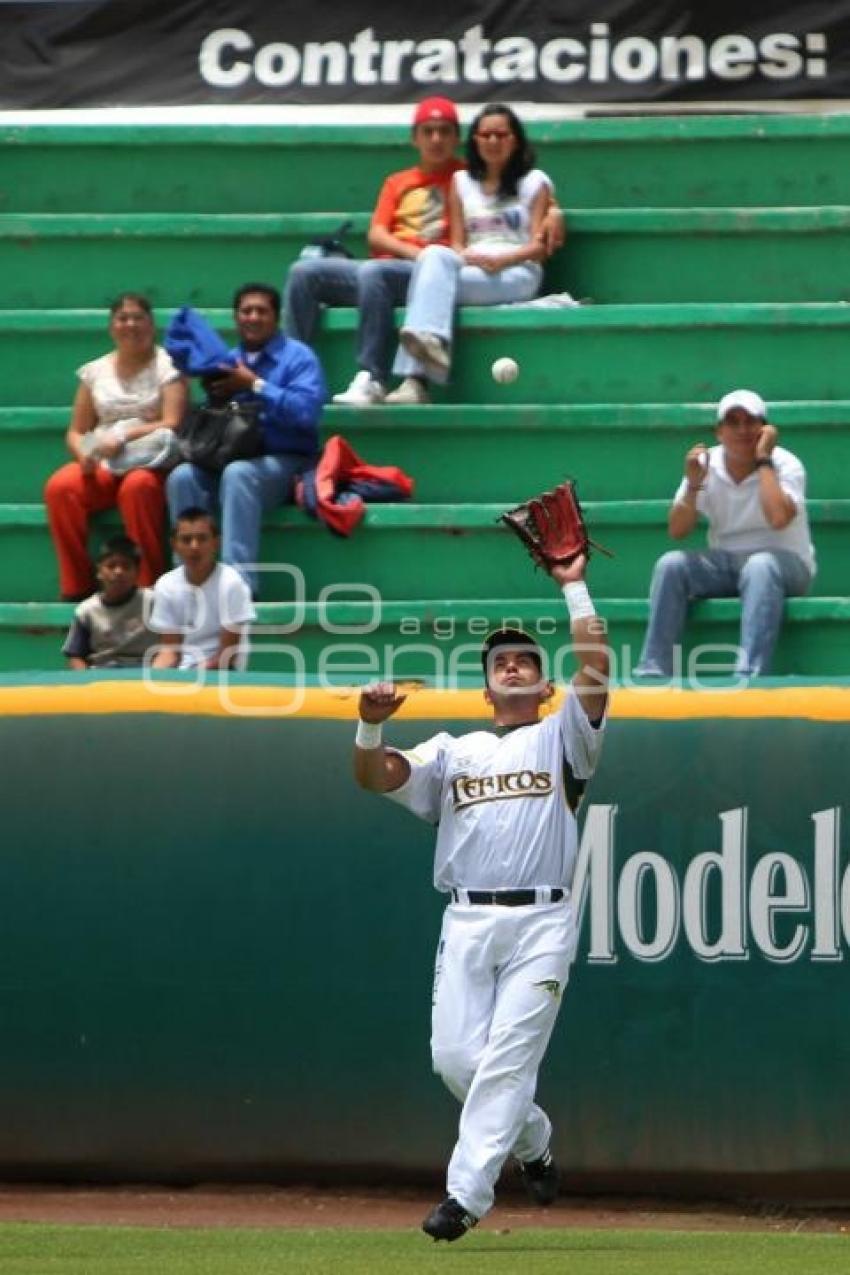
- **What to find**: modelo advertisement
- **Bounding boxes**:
[576,803,846,966]
[570,708,849,972]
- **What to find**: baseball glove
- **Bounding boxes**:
[500,479,613,567]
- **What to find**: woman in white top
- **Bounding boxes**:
[389,104,551,404]
[44,292,186,600]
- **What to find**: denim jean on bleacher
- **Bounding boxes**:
[166,454,312,598]
[635,547,813,678]
[284,257,414,384]
[392,244,542,384]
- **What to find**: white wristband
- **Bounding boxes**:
[562,581,596,624]
[110,423,128,445]
[355,719,383,749]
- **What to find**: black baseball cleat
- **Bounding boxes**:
[421,1195,479,1241]
[518,1147,560,1206]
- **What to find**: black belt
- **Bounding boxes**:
[451,888,565,907]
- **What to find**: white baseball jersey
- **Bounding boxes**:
[385,689,605,893]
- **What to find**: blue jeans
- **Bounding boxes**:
[166,454,311,597]
[284,257,414,382]
[636,548,813,677]
[393,244,542,384]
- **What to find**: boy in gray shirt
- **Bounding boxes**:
[63,535,156,669]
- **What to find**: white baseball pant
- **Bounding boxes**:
[430,899,577,1219]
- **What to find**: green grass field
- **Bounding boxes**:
[0,1223,847,1275]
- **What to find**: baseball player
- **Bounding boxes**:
[354,553,608,1241]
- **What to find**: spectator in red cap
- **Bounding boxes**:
[283,97,563,407]
[413,96,458,126]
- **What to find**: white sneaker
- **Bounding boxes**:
[332,370,386,406]
[399,328,450,374]
[385,377,431,405]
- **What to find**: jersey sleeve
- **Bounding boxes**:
[383,731,451,824]
[557,686,606,780]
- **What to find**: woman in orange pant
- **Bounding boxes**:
[44,293,186,600]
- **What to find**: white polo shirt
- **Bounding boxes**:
[674,444,815,574]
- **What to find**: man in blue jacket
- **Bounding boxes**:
[166,282,326,596]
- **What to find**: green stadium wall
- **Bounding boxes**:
[0,675,847,1196]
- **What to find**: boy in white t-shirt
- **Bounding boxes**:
[149,507,256,671]
[636,388,815,678]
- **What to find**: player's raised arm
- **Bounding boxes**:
[353,681,411,793]
[549,554,609,723]
[500,481,610,723]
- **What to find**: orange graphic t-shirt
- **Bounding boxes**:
[370,160,465,256]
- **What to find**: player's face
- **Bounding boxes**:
[716,408,764,463]
[413,120,459,170]
[487,648,545,695]
[485,647,553,722]
[235,292,279,350]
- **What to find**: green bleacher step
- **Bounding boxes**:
[6,207,850,307]
[3,111,850,681]
[1,596,847,678]
[6,304,850,408]
[2,499,847,604]
[5,115,850,214]
[325,401,850,503]
[0,213,366,311]
[6,401,850,506]
[318,303,850,405]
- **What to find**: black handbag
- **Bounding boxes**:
[179,400,264,472]
[298,218,354,261]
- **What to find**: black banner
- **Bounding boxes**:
[2,0,848,108]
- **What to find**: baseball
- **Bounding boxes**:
[491,356,519,384]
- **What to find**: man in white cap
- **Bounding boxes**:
[635,389,815,678]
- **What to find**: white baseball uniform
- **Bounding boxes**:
[385,686,605,1219]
